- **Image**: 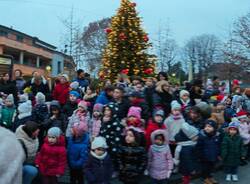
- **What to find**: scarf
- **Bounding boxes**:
[91,151,107,160]
[152,144,169,152]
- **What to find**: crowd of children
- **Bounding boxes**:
[1,70,250,184]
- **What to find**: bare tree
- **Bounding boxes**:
[183,34,222,78]
[156,25,178,72]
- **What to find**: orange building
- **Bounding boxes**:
[0,24,75,79]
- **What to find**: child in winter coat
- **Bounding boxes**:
[145,109,166,149]
[45,100,68,134]
[148,129,174,184]
[221,121,246,182]
[0,94,16,130]
[66,100,90,138]
[63,90,80,118]
[164,101,186,154]
[177,90,193,117]
[174,122,199,184]
[90,103,103,140]
[117,127,147,184]
[85,136,113,184]
[99,102,124,171]
[125,106,144,131]
[196,120,220,184]
[35,127,67,184]
[67,121,89,184]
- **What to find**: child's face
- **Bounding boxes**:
[52,108,59,115]
[204,124,214,134]
[145,79,153,87]
[172,109,181,116]
[154,115,163,124]
[94,148,106,156]
[181,94,190,102]
[93,111,101,118]
[229,128,237,136]
[225,98,232,106]
[128,116,137,123]
[86,87,92,95]
[189,110,199,120]
[113,89,122,100]
[125,130,135,144]
[69,94,77,102]
[78,106,86,113]
[154,137,164,146]
[48,136,57,144]
[5,99,13,107]
[104,107,112,117]
[135,84,143,92]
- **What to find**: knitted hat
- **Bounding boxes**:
[179,90,190,98]
[50,100,60,110]
[70,81,79,90]
[153,109,165,117]
[19,94,28,103]
[18,100,32,114]
[35,92,45,104]
[5,94,14,104]
[93,103,104,113]
[72,122,88,136]
[171,100,181,110]
[205,119,218,130]
[48,127,61,137]
[69,91,80,98]
[181,122,199,139]
[78,100,88,110]
[228,121,240,130]
[127,106,142,119]
[60,74,69,81]
[91,136,108,150]
[237,110,248,119]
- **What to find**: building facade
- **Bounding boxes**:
[0,24,75,79]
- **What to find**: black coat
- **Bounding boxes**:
[143,86,155,115]
[44,113,68,133]
[113,98,130,120]
[13,115,33,131]
[25,80,50,100]
[196,130,221,162]
[117,144,147,183]
[63,101,78,118]
[0,80,18,104]
[85,154,113,184]
[32,104,49,125]
[152,90,173,116]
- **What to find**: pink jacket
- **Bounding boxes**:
[91,118,102,138]
[239,122,250,145]
[148,130,174,180]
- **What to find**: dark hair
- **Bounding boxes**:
[157,72,168,81]
[22,121,39,138]
[189,106,201,115]
[130,76,142,83]
[104,85,115,92]
[127,128,144,147]
[114,86,125,93]
[15,69,23,76]
[77,69,84,76]
[212,76,219,81]
[154,134,165,141]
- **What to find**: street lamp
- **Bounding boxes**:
[172,73,176,77]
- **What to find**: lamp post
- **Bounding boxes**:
[46,65,52,90]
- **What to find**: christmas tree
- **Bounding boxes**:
[101,0,156,80]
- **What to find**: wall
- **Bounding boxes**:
[52,53,64,77]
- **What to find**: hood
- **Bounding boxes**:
[15,125,33,142]
[151,129,169,144]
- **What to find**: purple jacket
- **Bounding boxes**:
[148,129,174,180]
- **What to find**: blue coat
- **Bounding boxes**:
[74,78,89,89]
[85,153,113,184]
[95,92,111,105]
[196,130,221,162]
[67,134,89,169]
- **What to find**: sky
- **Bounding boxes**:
[0,0,250,49]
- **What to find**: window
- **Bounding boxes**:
[16,35,23,42]
[0,30,8,37]
[57,61,62,74]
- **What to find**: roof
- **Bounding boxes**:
[0,24,57,50]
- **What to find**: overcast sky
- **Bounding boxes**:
[0,0,249,48]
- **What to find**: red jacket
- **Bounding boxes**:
[145,119,167,150]
[35,136,67,176]
[52,83,69,105]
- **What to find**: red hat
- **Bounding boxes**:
[233,79,240,86]
[237,110,247,119]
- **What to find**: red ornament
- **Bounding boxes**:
[131,2,137,7]
[143,35,149,42]
[144,68,153,75]
[119,32,127,40]
[105,28,112,34]
[121,69,129,75]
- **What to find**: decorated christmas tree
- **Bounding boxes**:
[101,0,156,80]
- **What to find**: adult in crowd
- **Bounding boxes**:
[0,72,18,104]
[157,71,168,82]
[143,77,155,115]
[95,85,114,105]
[112,86,130,120]
[13,69,26,94]
[24,71,50,101]
[74,69,89,91]
[52,74,70,106]
[189,79,203,105]
[0,127,25,184]
[15,121,40,184]
[152,80,173,116]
